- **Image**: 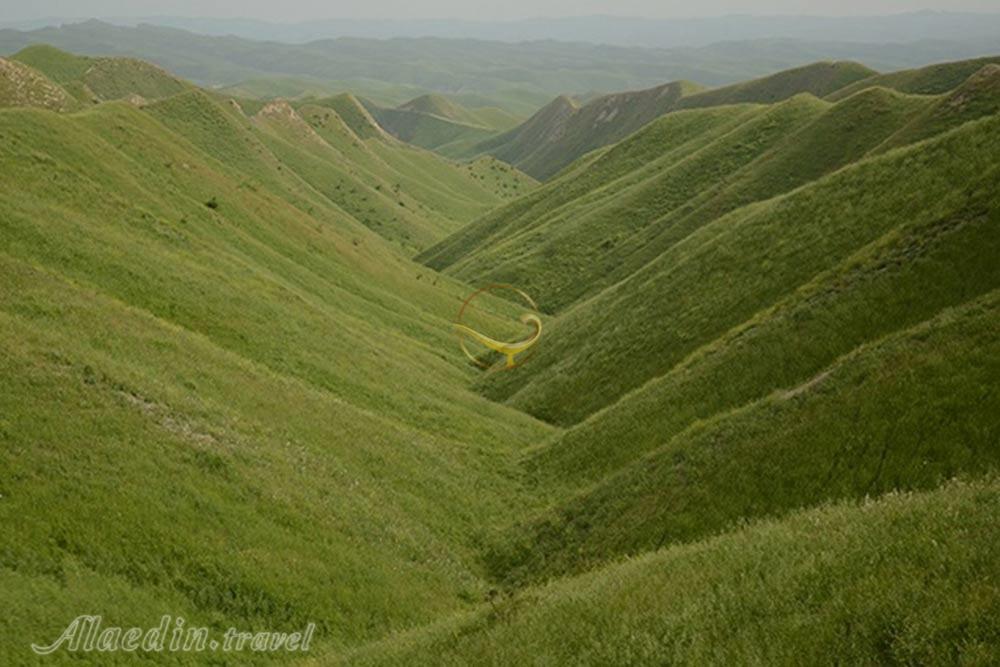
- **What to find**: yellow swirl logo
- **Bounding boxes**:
[454,285,541,371]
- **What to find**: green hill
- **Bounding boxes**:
[471,110,1000,426]
[363,102,496,156]
[0,56,552,663]
[871,63,1000,154]
[828,54,1000,101]
[676,60,876,109]
[397,93,521,130]
[310,92,387,139]
[473,81,702,180]
[422,85,943,314]
[528,163,1000,497]
[2,49,998,665]
[344,476,1000,665]
[11,44,190,104]
[472,61,874,180]
[490,290,1000,583]
[0,56,76,111]
[362,93,525,157]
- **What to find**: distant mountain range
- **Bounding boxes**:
[4,12,1000,48]
[0,18,998,108]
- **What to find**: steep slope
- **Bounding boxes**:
[366,92,528,156]
[871,63,1000,154]
[11,44,190,104]
[472,94,579,172]
[0,56,76,111]
[530,171,1000,496]
[476,81,701,180]
[311,92,387,139]
[476,112,1000,426]
[397,93,521,130]
[364,100,497,156]
[472,61,874,181]
[676,60,876,109]
[297,100,536,238]
[418,103,758,274]
[344,477,1000,666]
[0,55,557,663]
[137,89,533,252]
[426,86,936,314]
[828,54,1000,101]
[490,289,1000,583]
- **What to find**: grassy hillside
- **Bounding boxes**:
[471,100,1000,427]
[828,54,1000,101]
[363,94,525,157]
[473,81,702,179]
[363,102,497,156]
[472,61,874,180]
[2,49,998,665]
[490,290,1000,583]
[139,88,533,252]
[425,85,949,314]
[676,60,876,109]
[0,48,560,662]
[342,476,1000,666]
[530,169,1000,496]
[396,93,521,130]
[871,63,1000,154]
[11,44,190,103]
[0,56,77,111]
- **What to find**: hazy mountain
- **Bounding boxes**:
[8,12,1000,48]
[1,19,999,104]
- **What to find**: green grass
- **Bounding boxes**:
[339,476,1000,666]
[11,44,190,103]
[0,56,77,111]
[871,63,1000,154]
[473,81,702,180]
[8,44,94,83]
[473,110,1000,426]
[426,85,944,317]
[530,173,1000,496]
[395,94,521,130]
[677,60,876,110]
[489,289,1000,584]
[828,54,1000,101]
[2,49,998,665]
[0,77,552,664]
[363,101,498,155]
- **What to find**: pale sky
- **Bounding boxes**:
[1,0,999,22]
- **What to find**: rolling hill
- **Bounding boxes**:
[491,290,1000,583]
[0,53,538,254]
[361,96,508,158]
[2,46,998,666]
[0,56,77,111]
[422,81,954,311]
[0,47,552,665]
[473,61,874,179]
[343,476,1000,665]
[11,43,190,104]
[467,100,1000,426]
[827,53,1000,101]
